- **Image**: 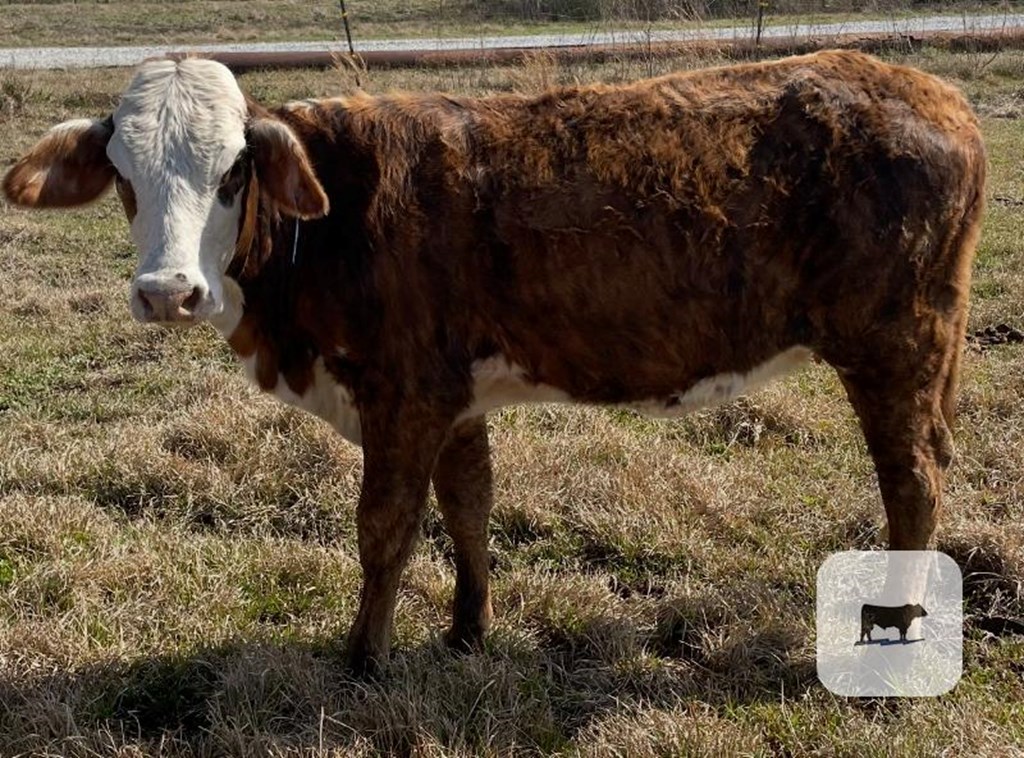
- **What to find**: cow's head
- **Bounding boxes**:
[2,58,328,328]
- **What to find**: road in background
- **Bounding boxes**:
[2,12,1023,70]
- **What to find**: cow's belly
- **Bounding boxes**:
[239,343,809,439]
[241,355,362,445]
[625,347,812,418]
[458,346,811,421]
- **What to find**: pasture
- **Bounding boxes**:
[0,0,787,48]
[0,49,1023,755]
[0,0,1002,49]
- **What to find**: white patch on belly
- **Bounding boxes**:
[457,355,570,421]
[241,355,362,445]
[458,347,812,421]
[630,346,813,418]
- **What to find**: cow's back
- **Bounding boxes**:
[282,50,984,406]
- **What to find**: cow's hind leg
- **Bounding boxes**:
[432,416,494,652]
[835,316,963,550]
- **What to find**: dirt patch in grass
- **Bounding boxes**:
[969,323,1024,349]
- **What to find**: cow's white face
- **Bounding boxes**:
[107,59,249,325]
[2,58,329,330]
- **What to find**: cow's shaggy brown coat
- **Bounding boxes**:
[3,51,986,673]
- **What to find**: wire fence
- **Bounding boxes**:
[329,0,1024,63]
[371,0,1020,25]
[337,0,1024,55]
[0,0,1021,55]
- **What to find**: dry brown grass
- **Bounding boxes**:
[0,50,1022,756]
[0,0,779,49]
[0,0,1002,50]
[0,1,348,48]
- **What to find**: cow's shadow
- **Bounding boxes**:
[854,638,925,647]
[0,618,820,753]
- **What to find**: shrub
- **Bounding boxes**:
[469,0,606,21]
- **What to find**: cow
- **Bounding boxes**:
[2,50,986,674]
[860,603,929,643]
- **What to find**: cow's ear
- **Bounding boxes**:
[248,118,329,220]
[3,117,115,208]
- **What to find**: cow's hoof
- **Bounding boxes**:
[345,645,386,679]
[445,624,486,654]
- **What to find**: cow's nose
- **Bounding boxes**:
[136,283,205,323]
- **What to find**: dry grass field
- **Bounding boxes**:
[0,1,372,48]
[0,0,1003,49]
[0,49,1023,755]
[0,0,724,48]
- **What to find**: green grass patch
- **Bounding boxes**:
[0,558,15,589]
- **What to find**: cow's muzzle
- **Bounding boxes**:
[133,274,210,324]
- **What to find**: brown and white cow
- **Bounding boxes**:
[2,51,986,673]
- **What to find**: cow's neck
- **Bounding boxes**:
[216,185,327,396]
[206,102,382,438]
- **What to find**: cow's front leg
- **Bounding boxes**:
[432,416,494,652]
[345,406,450,676]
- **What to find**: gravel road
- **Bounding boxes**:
[1,13,1022,70]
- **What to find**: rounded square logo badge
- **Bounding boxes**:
[816,551,962,697]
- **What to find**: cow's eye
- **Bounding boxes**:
[113,173,137,222]
[217,155,248,205]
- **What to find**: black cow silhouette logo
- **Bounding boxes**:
[858,603,928,644]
